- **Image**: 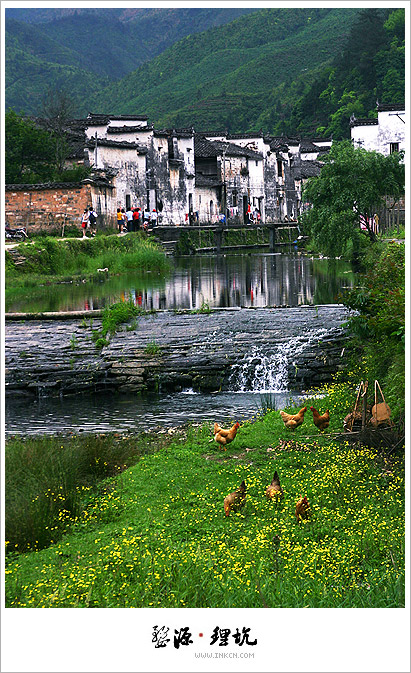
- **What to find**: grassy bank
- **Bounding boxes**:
[5,233,171,291]
[5,382,405,608]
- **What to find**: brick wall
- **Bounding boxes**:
[5,183,92,233]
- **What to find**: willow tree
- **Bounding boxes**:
[300,140,404,257]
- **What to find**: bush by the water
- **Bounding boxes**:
[88,299,149,348]
[342,242,405,419]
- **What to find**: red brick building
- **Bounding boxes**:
[4,182,93,233]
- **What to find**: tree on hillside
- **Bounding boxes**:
[5,108,90,185]
[300,141,404,257]
[40,87,74,173]
[289,7,404,139]
[5,109,56,183]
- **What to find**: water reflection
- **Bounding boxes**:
[6,252,355,313]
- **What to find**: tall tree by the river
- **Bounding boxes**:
[300,141,404,257]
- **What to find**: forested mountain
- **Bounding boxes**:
[91,8,360,133]
[5,7,257,115]
[5,7,404,139]
[282,8,405,138]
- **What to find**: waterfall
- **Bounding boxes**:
[229,329,329,392]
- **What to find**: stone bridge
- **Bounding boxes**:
[152,221,299,253]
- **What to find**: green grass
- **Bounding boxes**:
[380,224,405,240]
[190,300,211,315]
[5,233,171,288]
[87,300,150,349]
[5,432,170,554]
[5,382,405,608]
[144,340,161,355]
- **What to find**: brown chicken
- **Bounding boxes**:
[224,480,246,516]
[279,406,307,430]
[310,407,330,431]
[295,496,311,523]
[265,470,284,501]
[214,422,240,447]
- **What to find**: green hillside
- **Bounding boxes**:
[92,8,360,132]
[284,8,405,138]
[5,8,257,115]
[5,18,111,115]
[5,7,404,137]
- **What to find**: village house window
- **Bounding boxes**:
[390,142,399,154]
[277,159,283,177]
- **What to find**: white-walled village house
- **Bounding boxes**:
[5,105,403,229]
[350,103,405,157]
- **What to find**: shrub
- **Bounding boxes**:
[342,242,405,417]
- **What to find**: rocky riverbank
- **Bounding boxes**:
[5,306,350,397]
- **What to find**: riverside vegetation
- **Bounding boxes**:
[5,233,172,305]
[4,229,405,608]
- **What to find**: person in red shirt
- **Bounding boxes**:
[133,208,141,231]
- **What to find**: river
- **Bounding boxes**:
[5,251,355,436]
[5,251,355,313]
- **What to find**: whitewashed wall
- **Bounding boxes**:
[351,108,405,156]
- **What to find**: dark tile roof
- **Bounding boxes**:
[154,128,194,138]
[317,147,331,156]
[5,182,85,191]
[214,139,262,160]
[196,131,227,138]
[283,136,300,146]
[195,136,219,158]
[350,118,378,127]
[195,173,222,188]
[377,103,405,112]
[85,138,147,152]
[87,113,148,121]
[300,139,320,153]
[298,160,323,179]
[85,115,110,126]
[66,139,87,160]
[82,175,115,189]
[268,137,289,151]
[226,132,264,139]
[194,136,262,160]
[107,125,151,134]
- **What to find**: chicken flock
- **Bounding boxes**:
[216,404,328,519]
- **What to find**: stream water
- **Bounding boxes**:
[6,251,355,313]
[5,251,354,436]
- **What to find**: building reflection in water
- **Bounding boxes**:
[121,253,353,310]
[5,252,356,313]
